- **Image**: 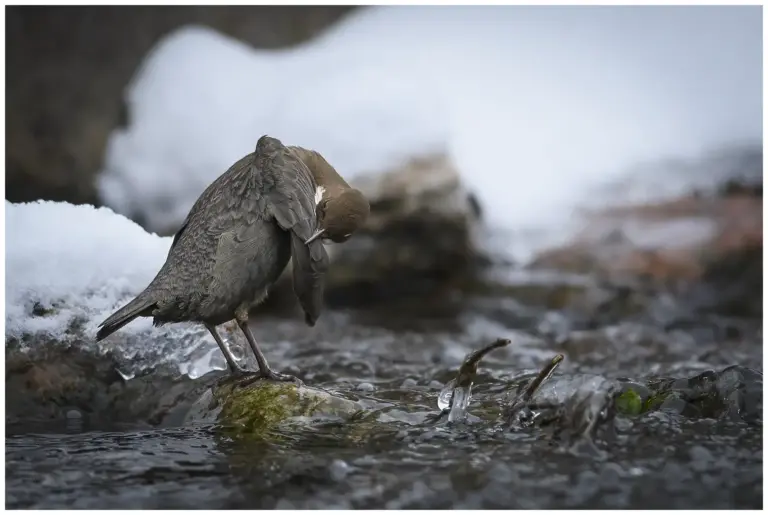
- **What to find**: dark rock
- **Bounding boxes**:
[5,342,204,428]
[640,366,763,424]
[5,343,361,432]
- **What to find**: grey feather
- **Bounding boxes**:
[95,293,156,341]
[290,233,329,326]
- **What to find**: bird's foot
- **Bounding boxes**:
[237,368,303,388]
[264,369,303,385]
[228,364,251,377]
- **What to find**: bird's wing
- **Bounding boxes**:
[205,222,278,305]
[263,150,316,236]
[254,147,327,260]
[290,233,329,326]
[252,147,330,325]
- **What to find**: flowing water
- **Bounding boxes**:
[5,268,763,509]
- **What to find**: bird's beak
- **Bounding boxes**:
[304,228,325,245]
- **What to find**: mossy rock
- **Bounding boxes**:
[616,389,645,416]
[186,377,363,437]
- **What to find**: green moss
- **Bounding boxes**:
[616,388,644,416]
[217,381,303,434]
[643,391,671,412]
[213,379,361,437]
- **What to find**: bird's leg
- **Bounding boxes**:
[235,309,301,384]
[205,323,247,376]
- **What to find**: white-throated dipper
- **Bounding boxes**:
[95,135,370,382]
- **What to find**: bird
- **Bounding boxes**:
[95,135,370,382]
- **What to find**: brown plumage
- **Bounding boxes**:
[287,146,370,244]
[95,135,368,381]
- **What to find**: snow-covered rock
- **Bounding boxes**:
[4,200,238,378]
[5,200,169,341]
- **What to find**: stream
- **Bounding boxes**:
[5,263,763,509]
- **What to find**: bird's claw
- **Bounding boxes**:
[264,370,303,385]
[228,365,250,377]
[235,369,303,388]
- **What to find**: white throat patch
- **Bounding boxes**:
[314,185,326,205]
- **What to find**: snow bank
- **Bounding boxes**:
[99,24,449,234]
[99,6,762,261]
[5,200,168,339]
[5,201,224,377]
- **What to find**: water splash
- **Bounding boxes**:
[446,383,474,423]
[437,378,456,411]
[115,368,135,381]
[506,353,565,421]
[437,338,511,423]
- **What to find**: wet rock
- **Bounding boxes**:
[658,395,689,415]
[5,343,362,432]
[713,366,763,425]
[5,343,201,427]
[193,376,363,435]
[400,377,418,388]
[639,366,763,424]
[688,445,715,473]
[355,382,375,392]
[328,459,352,482]
[505,374,620,450]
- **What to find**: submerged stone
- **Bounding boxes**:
[194,376,363,436]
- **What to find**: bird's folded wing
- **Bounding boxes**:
[250,146,330,325]
[290,232,329,326]
[258,149,325,263]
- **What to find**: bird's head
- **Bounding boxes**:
[306,188,370,244]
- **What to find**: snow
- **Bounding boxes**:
[5,200,168,340]
[99,6,762,261]
[4,201,232,375]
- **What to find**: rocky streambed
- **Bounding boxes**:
[6,241,763,508]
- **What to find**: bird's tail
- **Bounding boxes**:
[95,294,156,342]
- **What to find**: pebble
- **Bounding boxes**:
[401,378,418,388]
[275,499,295,510]
[283,365,301,375]
[329,459,351,482]
[356,382,375,392]
[689,445,713,462]
[689,445,715,472]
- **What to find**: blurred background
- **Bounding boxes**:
[5,5,763,510]
[6,5,762,310]
[6,6,353,204]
